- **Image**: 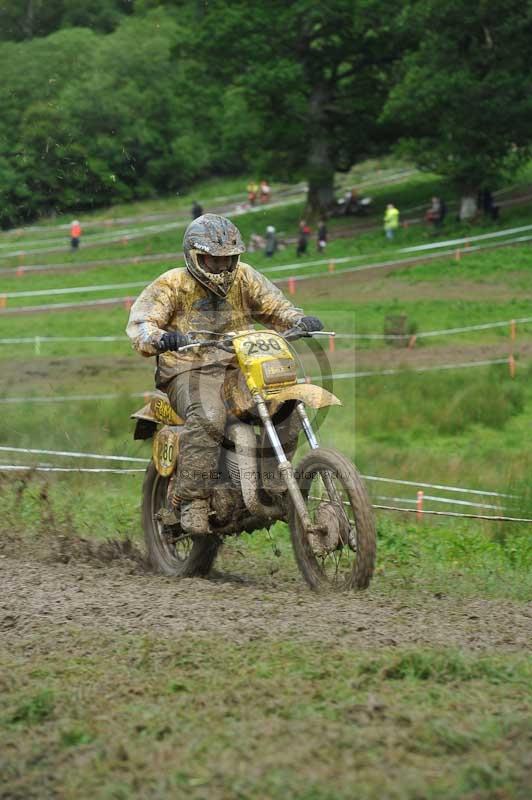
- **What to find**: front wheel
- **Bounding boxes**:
[289,448,376,591]
[142,462,221,577]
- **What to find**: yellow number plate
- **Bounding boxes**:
[153,427,179,477]
[234,332,292,361]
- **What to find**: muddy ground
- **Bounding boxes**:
[1,539,530,655]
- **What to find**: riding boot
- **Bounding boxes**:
[181,499,210,536]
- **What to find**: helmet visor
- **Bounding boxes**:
[196,253,239,274]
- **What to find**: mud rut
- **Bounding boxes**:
[1,540,530,653]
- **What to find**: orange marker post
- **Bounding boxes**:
[328,335,335,354]
[288,276,296,296]
[408,334,417,349]
[0,295,7,309]
[328,261,335,273]
[416,490,424,520]
[510,319,516,342]
[16,265,25,277]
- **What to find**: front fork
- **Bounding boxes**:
[256,397,350,537]
[254,396,318,530]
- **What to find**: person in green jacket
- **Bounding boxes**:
[384,203,400,240]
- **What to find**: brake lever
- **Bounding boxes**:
[283,326,309,341]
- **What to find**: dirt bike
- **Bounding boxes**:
[131,327,376,591]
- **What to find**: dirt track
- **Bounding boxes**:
[1,547,530,654]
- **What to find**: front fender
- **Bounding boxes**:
[269,383,341,409]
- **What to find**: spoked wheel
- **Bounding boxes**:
[142,462,220,577]
[289,448,376,591]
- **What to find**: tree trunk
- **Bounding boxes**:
[23,1,35,39]
[459,194,478,221]
[306,85,335,219]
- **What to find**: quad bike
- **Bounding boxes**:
[131,327,376,591]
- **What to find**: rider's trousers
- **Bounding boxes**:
[165,365,300,502]
[166,365,228,502]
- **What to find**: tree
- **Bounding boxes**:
[382,0,532,218]
[0,8,218,225]
[194,0,401,216]
[0,0,132,41]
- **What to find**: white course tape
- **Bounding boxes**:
[336,316,532,340]
[400,223,532,253]
[0,446,514,500]
[373,495,503,511]
[2,280,149,300]
[0,336,127,344]
[0,464,144,474]
[0,296,134,314]
[373,503,532,523]
[0,391,146,404]
[1,317,531,347]
[312,357,510,381]
[0,356,518,405]
[363,474,513,499]
[3,233,532,313]
[0,467,522,515]
[0,445,149,463]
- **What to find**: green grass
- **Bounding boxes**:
[2,452,531,602]
[1,161,531,800]
[1,631,530,800]
[1,155,532,278]
[0,287,530,356]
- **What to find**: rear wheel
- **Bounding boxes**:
[142,462,220,577]
[289,448,376,591]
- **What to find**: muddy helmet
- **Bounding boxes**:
[183,213,245,297]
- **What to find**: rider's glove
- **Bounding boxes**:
[157,331,189,352]
[298,315,324,333]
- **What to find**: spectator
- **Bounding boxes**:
[191,201,203,220]
[478,189,500,221]
[259,180,271,204]
[383,203,399,241]
[296,219,311,256]
[425,196,446,231]
[317,220,328,252]
[248,232,265,253]
[346,188,359,214]
[264,225,277,257]
[70,219,82,251]
[247,181,258,206]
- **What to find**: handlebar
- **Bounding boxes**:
[164,327,336,353]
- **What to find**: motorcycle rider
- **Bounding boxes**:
[126,214,323,535]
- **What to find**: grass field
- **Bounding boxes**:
[0,161,531,800]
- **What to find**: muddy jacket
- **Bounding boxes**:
[126,263,303,386]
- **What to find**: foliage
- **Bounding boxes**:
[194,0,404,214]
[383,0,532,192]
[0,9,220,226]
[2,2,532,223]
[0,0,132,41]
